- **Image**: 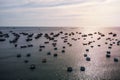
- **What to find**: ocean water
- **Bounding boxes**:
[0,27,120,80]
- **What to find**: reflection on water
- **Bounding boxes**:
[0,27,120,80]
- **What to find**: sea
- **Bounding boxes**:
[0,27,120,80]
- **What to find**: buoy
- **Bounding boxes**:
[24,60,29,63]
[26,53,31,57]
[14,44,17,47]
[114,58,118,62]
[54,47,57,50]
[63,46,65,49]
[39,48,42,51]
[84,54,87,57]
[54,53,58,57]
[30,64,36,70]
[67,67,73,72]
[17,54,21,58]
[105,42,108,44]
[91,46,94,48]
[106,54,111,58]
[80,66,85,71]
[42,58,47,63]
[47,52,51,55]
[20,45,27,48]
[69,44,72,47]
[113,34,117,37]
[44,41,49,44]
[50,32,54,35]
[108,46,112,49]
[86,49,89,52]
[86,57,91,61]
[28,44,33,47]
[62,50,65,53]
[106,51,111,54]
[98,45,101,47]
[0,38,6,42]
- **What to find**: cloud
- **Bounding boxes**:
[0,0,108,9]
[0,0,120,27]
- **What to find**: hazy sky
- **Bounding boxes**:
[0,0,120,27]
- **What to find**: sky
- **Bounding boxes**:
[0,0,120,27]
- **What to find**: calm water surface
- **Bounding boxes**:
[0,27,120,80]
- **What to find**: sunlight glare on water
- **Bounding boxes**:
[0,27,120,80]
